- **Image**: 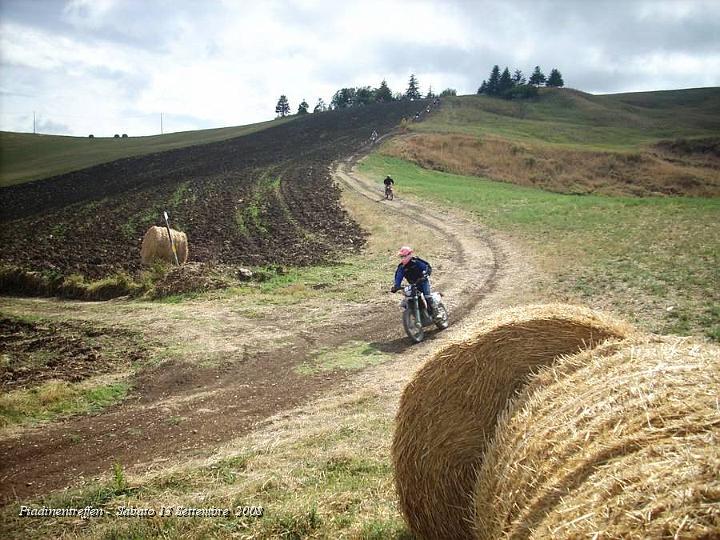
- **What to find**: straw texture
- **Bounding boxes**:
[140,225,188,265]
[474,336,720,539]
[392,304,634,539]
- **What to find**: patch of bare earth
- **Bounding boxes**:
[0,147,540,507]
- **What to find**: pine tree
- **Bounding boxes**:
[478,80,487,94]
[528,66,546,87]
[426,86,436,99]
[546,68,564,87]
[512,69,526,85]
[498,67,514,95]
[375,80,393,102]
[313,98,327,113]
[275,95,290,117]
[405,74,421,100]
[440,88,457,97]
[486,65,501,96]
[297,99,309,114]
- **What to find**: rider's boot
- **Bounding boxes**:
[426,298,442,322]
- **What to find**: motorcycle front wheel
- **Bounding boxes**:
[403,309,424,343]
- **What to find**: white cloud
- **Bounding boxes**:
[1,0,718,136]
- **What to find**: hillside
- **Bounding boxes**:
[384,87,720,196]
[0,100,427,286]
[0,117,295,187]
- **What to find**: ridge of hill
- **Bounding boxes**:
[382,87,720,196]
[0,117,296,187]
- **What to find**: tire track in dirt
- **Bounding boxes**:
[334,151,503,333]
[0,144,508,505]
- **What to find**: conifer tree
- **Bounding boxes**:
[486,65,501,95]
[405,74,421,100]
[375,80,393,102]
[528,66,546,86]
[275,95,290,117]
[512,69,526,85]
[297,99,309,114]
[498,67,514,95]
[546,68,565,87]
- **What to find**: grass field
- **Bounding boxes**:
[386,88,720,197]
[0,116,294,187]
[361,154,720,341]
[417,88,720,150]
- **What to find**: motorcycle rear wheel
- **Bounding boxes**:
[403,309,424,343]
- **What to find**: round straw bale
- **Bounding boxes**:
[140,225,189,265]
[474,337,720,539]
[392,304,635,540]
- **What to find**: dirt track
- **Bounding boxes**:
[0,145,517,504]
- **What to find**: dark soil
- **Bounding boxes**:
[0,316,146,390]
[0,102,426,281]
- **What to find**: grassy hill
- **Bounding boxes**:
[0,117,295,187]
[385,87,720,196]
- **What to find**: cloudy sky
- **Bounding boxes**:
[1,0,718,137]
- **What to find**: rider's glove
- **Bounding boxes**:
[390,286,399,293]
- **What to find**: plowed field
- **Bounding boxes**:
[0,101,424,279]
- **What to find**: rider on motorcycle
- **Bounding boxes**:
[390,246,441,321]
[383,175,395,199]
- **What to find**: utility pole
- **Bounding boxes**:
[33,111,36,134]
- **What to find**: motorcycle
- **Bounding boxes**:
[396,283,449,343]
[384,184,394,200]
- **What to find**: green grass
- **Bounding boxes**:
[421,88,720,150]
[0,380,130,428]
[361,154,720,341]
[0,116,295,186]
[296,341,389,375]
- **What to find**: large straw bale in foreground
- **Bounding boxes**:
[474,337,720,539]
[392,304,634,540]
[140,226,188,265]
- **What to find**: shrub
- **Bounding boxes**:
[113,134,120,138]
[121,134,128,138]
[88,134,94,139]
[503,84,538,100]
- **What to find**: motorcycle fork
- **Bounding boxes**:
[413,297,422,327]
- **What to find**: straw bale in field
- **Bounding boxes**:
[474,337,720,539]
[392,304,634,540]
[140,225,188,265]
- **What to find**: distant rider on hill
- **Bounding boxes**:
[390,246,441,321]
[383,175,395,198]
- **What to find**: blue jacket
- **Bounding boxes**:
[394,257,432,288]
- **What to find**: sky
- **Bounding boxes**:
[1,0,718,137]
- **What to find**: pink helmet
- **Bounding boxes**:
[398,246,414,265]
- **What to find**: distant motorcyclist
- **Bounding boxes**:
[390,246,441,320]
[383,175,395,199]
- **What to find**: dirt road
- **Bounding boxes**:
[0,150,517,504]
